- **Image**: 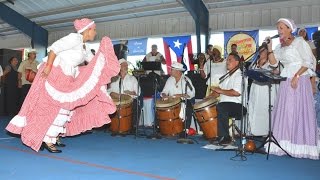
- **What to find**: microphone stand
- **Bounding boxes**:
[177,76,197,144]
[135,74,147,138]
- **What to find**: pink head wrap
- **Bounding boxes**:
[73,18,96,33]
[277,18,297,32]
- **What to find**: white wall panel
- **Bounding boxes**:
[0,35,31,49]
[234,12,243,29]
[311,6,320,23]
[209,0,320,32]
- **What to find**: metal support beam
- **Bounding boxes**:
[0,2,48,58]
[181,0,209,54]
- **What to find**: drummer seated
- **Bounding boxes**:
[210,53,247,145]
[161,62,195,136]
[108,59,141,129]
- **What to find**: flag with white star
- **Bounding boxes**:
[163,35,194,73]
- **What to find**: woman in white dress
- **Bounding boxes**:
[248,46,279,136]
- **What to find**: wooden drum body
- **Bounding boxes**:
[110,94,133,133]
[193,98,218,139]
[156,97,183,136]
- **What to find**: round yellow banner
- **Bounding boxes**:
[226,33,257,61]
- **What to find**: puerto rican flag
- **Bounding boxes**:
[163,35,194,73]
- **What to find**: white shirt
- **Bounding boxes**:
[145,52,163,62]
[108,74,140,98]
[203,60,227,86]
[272,37,316,77]
[161,75,195,99]
[219,69,246,104]
[44,33,94,77]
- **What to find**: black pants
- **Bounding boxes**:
[132,97,143,128]
[4,85,20,117]
[216,102,246,137]
[20,84,31,108]
[185,98,195,130]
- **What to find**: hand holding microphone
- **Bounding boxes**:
[264,34,279,50]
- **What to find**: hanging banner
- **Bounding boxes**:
[163,35,194,73]
[127,38,147,56]
[224,30,259,61]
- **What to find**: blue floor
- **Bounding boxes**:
[0,117,320,180]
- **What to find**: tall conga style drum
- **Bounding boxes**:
[193,98,219,139]
[110,94,133,133]
[156,97,183,136]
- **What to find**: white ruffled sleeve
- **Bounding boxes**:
[48,33,82,54]
[296,37,315,70]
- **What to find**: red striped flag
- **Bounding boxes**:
[163,35,194,73]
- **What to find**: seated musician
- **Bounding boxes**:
[211,53,247,145]
[161,62,195,135]
[199,46,227,97]
[108,59,141,129]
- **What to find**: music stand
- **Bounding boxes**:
[141,61,162,139]
[246,69,292,159]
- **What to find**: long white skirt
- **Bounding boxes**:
[248,81,278,136]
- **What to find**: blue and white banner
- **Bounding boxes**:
[224,30,259,61]
[127,38,147,56]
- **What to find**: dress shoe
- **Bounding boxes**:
[209,136,223,144]
[56,138,66,147]
[40,143,62,153]
[218,136,232,145]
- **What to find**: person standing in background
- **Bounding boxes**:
[2,57,20,117]
[298,28,318,94]
[18,49,39,106]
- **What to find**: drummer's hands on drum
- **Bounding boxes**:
[211,86,222,94]
[161,93,169,98]
[124,90,136,96]
[173,94,189,99]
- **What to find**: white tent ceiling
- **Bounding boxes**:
[0,0,294,38]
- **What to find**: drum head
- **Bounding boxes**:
[112,94,133,105]
[156,97,180,108]
[193,97,218,110]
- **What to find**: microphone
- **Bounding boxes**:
[184,77,193,91]
[265,34,280,44]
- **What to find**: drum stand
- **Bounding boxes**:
[147,72,161,139]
